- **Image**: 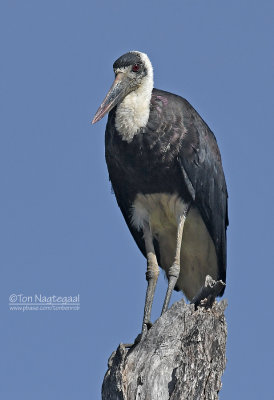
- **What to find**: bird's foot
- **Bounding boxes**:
[191,275,225,309]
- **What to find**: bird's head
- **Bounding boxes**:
[92,51,153,124]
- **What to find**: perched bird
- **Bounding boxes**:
[92,51,228,339]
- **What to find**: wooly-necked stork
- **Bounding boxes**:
[92,51,228,340]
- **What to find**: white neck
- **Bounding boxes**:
[115,52,153,143]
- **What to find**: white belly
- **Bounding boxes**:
[131,193,218,300]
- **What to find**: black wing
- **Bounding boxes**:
[150,90,228,289]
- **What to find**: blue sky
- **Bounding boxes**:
[1,1,273,399]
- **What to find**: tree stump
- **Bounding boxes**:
[102,298,227,400]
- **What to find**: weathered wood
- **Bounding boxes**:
[102,299,227,400]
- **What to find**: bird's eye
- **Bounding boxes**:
[132,64,140,72]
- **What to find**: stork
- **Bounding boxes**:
[92,51,228,340]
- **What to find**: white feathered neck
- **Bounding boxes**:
[115,52,153,143]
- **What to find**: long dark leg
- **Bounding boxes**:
[161,207,189,315]
[141,221,159,338]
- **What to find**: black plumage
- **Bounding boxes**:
[92,51,228,338]
[105,89,228,292]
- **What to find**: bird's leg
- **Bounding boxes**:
[161,207,189,315]
[141,221,159,338]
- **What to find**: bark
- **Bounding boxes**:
[101,298,227,400]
